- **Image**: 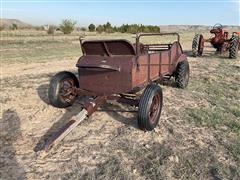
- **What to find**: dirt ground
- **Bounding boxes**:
[0,31,240,179]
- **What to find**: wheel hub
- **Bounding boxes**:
[59,78,75,102]
[149,94,160,123]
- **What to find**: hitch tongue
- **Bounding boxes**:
[43,109,88,151]
[40,96,106,153]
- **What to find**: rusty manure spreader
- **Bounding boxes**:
[44,33,190,151]
[192,23,240,58]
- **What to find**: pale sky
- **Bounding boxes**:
[1,0,240,26]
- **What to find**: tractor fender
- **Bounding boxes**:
[172,54,188,76]
[172,54,187,72]
[176,54,187,65]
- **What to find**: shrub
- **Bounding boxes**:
[96,25,104,33]
[88,23,95,32]
[103,22,113,33]
[0,26,4,31]
[47,25,55,34]
[35,26,43,31]
[80,27,87,31]
[59,19,77,34]
[12,23,18,30]
[94,22,160,34]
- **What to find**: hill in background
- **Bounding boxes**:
[0,18,32,29]
[1,18,239,31]
[159,25,240,32]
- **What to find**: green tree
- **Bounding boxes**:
[96,25,104,33]
[103,22,113,33]
[59,19,77,34]
[94,22,160,33]
[88,23,96,32]
[12,23,18,30]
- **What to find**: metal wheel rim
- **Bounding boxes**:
[148,93,161,124]
[59,78,75,103]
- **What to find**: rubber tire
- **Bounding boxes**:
[192,34,203,57]
[175,60,190,89]
[48,71,79,108]
[138,84,163,131]
[229,36,238,59]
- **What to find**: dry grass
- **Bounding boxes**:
[0,29,239,179]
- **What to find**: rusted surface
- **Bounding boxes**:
[42,96,106,151]
[132,41,185,88]
[107,95,139,107]
[59,78,76,103]
[43,119,76,151]
[44,33,188,151]
[81,40,136,56]
[77,33,186,95]
[149,93,161,124]
[77,55,133,95]
[83,96,106,116]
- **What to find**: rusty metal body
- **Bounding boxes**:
[76,33,186,96]
[205,27,231,52]
[42,33,188,152]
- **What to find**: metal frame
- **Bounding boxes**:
[42,94,139,151]
[42,32,186,152]
[135,32,180,55]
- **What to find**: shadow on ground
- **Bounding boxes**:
[0,110,26,180]
[35,82,139,151]
[34,82,85,152]
[100,101,138,129]
[184,49,230,59]
[37,83,50,105]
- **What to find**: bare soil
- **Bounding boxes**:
[0,31,239,179]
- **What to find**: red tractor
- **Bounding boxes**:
[192,23,240,58]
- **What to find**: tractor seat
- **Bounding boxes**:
[210,28,223,34]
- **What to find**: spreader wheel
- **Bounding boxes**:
[175,60,190,89]
[137,84,163,131]
[48,71,79,108]
[229,36,239,59]
[192,34,204,57]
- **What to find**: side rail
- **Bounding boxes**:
[135,32,180,56]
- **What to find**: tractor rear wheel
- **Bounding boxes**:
[137,84,163,131]
[192,34,204,57]
[229,36,238,59]
[175,60,190,89]
[48,71,79,108]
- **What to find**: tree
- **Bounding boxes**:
[59,19,77,34]
[103,22,113,33]
[96,25,104,33]
[93,22,160,33]
[12,23,18,30]
[88,23,96,32]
